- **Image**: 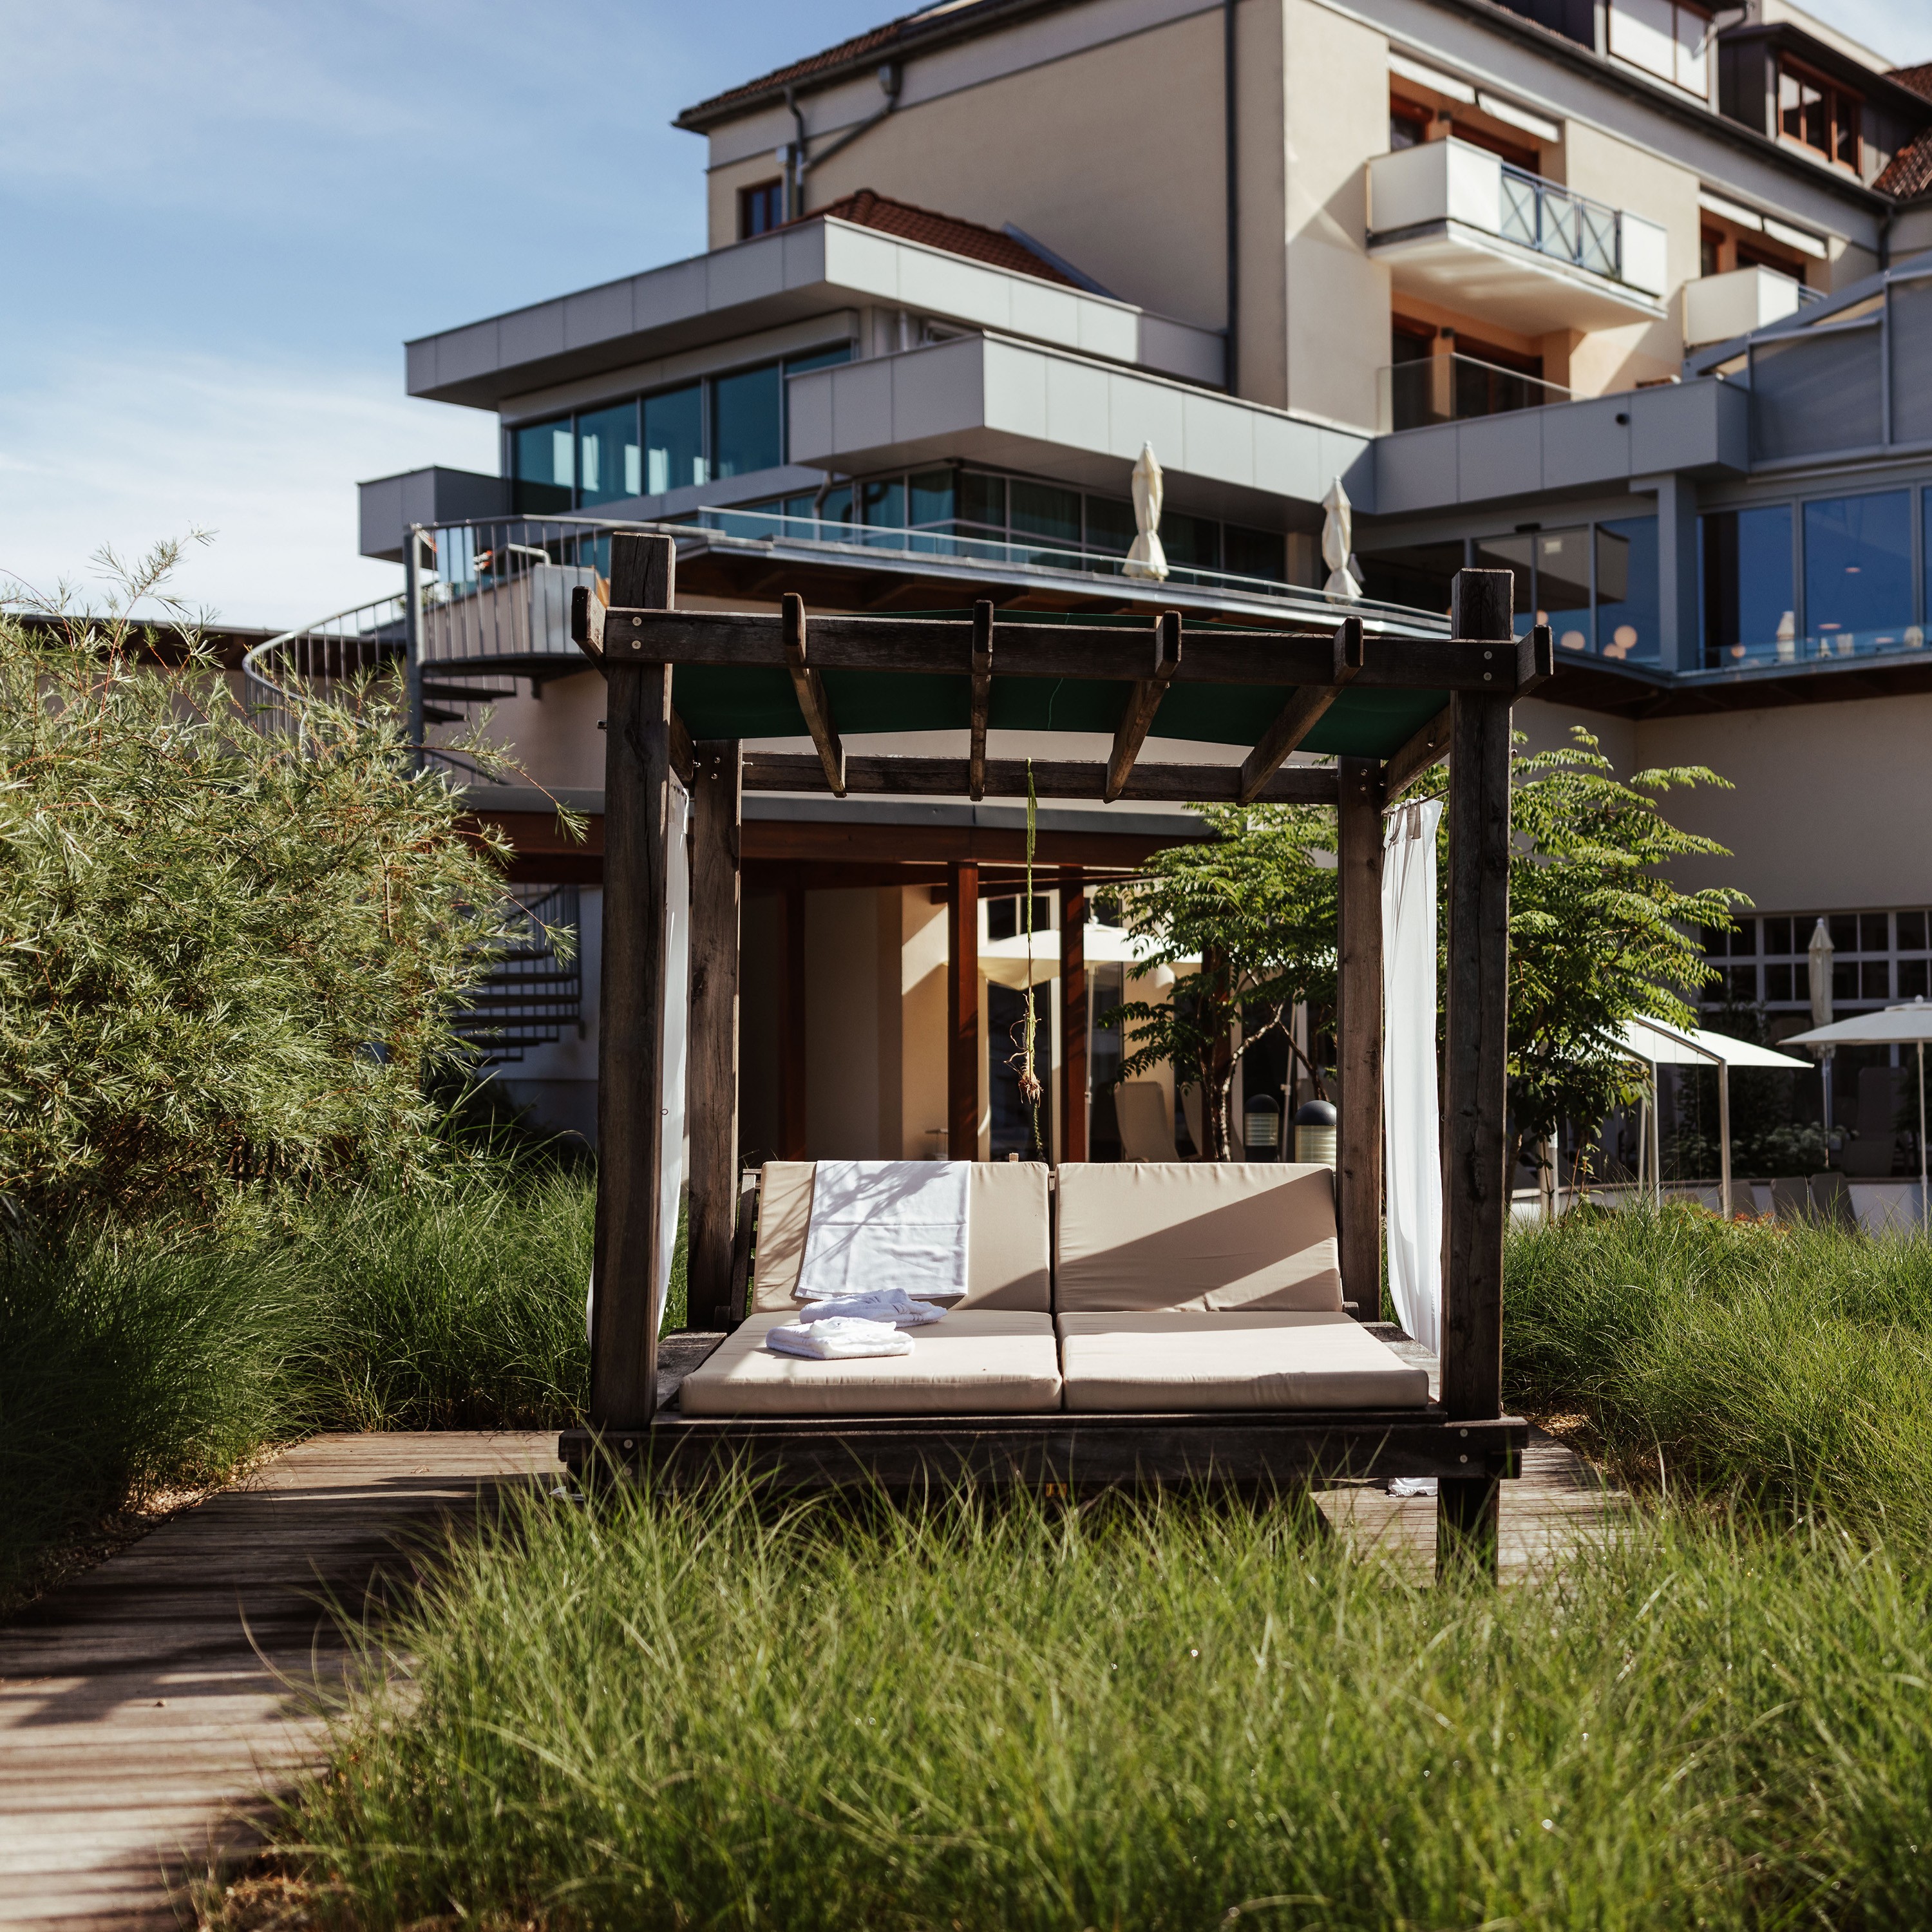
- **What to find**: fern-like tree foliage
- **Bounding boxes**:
[0,548,526,1224]
[1106,804,1338,1159]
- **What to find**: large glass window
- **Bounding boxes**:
[576,402,640,507]
[960,472,1005,531]
[1475,535,1538,636]
[1804,491,1911,657]
[909,469,954,526]
[1534,528,1592,655]
[1356,541,1461,612]
[1010,480,1081,559]
[711,363,782,480]
[1779,59,1861,171]
[862,477,905,547]
[643,385,704,497]
[1595,518,1659,661]
[1163,513,1221,572]
[1701,506,1795,666]
[784,343,852,379]
[511,418,574,513]
[1224,526,1285,584]
[1083,495,1135,559]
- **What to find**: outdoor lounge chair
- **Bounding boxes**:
[679,1162,1063,1416]
[1053,1164,1429,1412]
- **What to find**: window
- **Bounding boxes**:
[511,417,573,513]
[1534,527,1591,654]
[861,477,905,545]
[1804,491,1911,657]
[1009,480,1081,558]
[1083,495,1136,559]
[1356,542,1463,613]
[1162,513,1221,572]
[1607,0,1710,97]
[643,384,705,496]
[1779,60,1861,171]
[710,363,782,479]
[784,343,853,379]
[739,179,785,239]
[576,402,640,507]
[1595,518,1660,661]
[1224,525,1286,584]
[1701,506,1795,666]
[1389,94,1430,152]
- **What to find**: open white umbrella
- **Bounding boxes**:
[1123,444,1168,581]
[1321,477,1360,603]
[1783,999,1932,1231]
[1618,1015,1809,1219]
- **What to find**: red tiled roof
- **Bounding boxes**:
[1876,127,1932,198]
[802,187,1086,286]
[677,1,1034,128]
[1888,63,1932,102]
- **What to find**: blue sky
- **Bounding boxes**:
[1,0,1927,627]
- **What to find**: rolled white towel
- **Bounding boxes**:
[766,1317,914,1361]
[797,1288,947,1329]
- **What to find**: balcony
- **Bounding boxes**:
[1376,352,1570,433]
[1682,264,1823,349]
[1367,138,1668,335]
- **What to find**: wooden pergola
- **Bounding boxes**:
[565,533,1548,1569]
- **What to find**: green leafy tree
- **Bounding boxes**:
[1106,804,1337,1159]
[0,542,549,1225]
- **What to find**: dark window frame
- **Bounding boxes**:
[738,179,786,240]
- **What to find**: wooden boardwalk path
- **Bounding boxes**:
[0,1433,561,1932]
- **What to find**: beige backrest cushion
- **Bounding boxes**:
[1054,1162,1343,1312]
[751,1161,1050,1312]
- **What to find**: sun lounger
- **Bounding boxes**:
[679,1161,1061,1417]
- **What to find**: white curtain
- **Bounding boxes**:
[1382,797,1443,1356]
[655,773,692,1335]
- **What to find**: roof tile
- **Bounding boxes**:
[803,187,1086,286]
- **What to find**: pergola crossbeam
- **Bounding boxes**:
[1238,618,1362,804]
[967,600,993,802]
[743,751,1340,806]
[1104,611,1182,801]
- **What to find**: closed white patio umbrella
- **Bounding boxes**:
[1321,477,1360,603]
[1123,444,1168,581]
[1784,999,1932,1231]
[1618,1014,1810,1220]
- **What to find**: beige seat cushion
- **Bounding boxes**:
[1056,1163,1343,1312]
[1056,1311,1428,1414]
[751,1162,1050,1312]
[680,1311,1063,1417]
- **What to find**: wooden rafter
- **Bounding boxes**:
[1238,618,1363,804]
[743,751,1339,806]
[781,592,846,797]
[967,600,993,802]
[1517,623,1555,696]
[1382,707,1451,804]
[1104,611,1181,802]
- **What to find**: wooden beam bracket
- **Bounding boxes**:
[1381,705,1451,806]
[1517,622,1555,696]
[569,583,606,668]
[967,600,994,802]
[1238,616,1363,804]
[782,592,846,797]
[1104,611,1182,802]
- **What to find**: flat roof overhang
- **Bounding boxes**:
[1544,643,1932,717]
[1369,221,1667,336]
[406,218,1224,412]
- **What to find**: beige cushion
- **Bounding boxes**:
[679,1311,1063,1417]
[1055,1163,1343,1312]
[750,1162,1050,1312]
[1056,1311,1428,1413]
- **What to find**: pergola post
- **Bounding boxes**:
[779,882,808,1159]
[687,740,742,1326]
[1334,756,1384,1321]
[948,860,980,1159]
[1438,569,1515,1580]
[589,533,677,1437]
[1060,866,1088,1163]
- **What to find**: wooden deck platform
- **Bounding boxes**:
[0,1432,560,1932]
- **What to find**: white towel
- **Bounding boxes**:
[795,1160,971,1305]
[797,1288,948,1329]
[766,1317,914,1361]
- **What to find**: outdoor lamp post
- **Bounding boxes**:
[1808,917,1835,1160]
[1293,1099,1337,1166]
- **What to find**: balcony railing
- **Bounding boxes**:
[1377,352,1571,433]
[1499,166,1622,281]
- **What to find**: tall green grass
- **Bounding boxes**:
[1506,1204,1932,1537]
[0,1164,595,1607]
[256,1479,1932,1932]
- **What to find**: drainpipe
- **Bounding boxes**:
[1879,205,1899,272]
[1224,0,1240,397]
[787,64,902,220]
[784,88,808,220]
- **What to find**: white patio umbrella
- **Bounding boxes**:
[1618,1015,1810,1220]
[1321,477,1360,603]
[1123,443,1168,581]
[1784,998,1932,1231]
[978,923,1194,991]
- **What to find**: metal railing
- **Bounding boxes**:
[1499,164,1622,281]
[453,885,582,1065]
[1378,352,1571,433]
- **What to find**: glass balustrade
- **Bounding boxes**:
[1378,352,1571,433]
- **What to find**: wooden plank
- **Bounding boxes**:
[781,592,846,795]
[744,818,1204,872]
[685,740,741,1331]
[780,882,808,1160]
[1438,568,1515,1581]
[1104,611,1182,801]
[1517,621,1555,696]
[743,752,1340,807]
[1334,755,1384,1322]
[591,533,677,1433]
[947,860,979,1159]
[1061,867,1088,1162]
[726,1170,757,1325]
[1382,705,1450,803]
[1237,618,1363,804]
[598,609,1535,694]
[967,600,993,802]
[569,582,605,663]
